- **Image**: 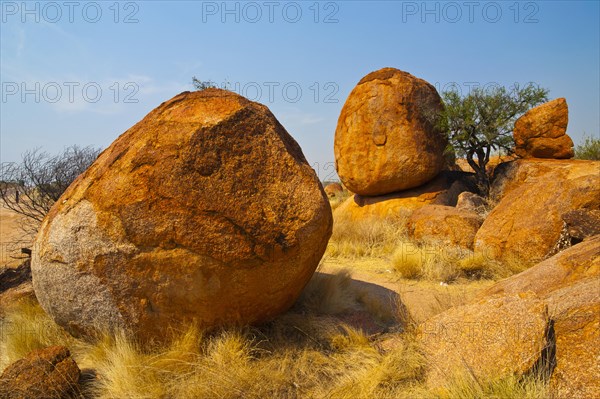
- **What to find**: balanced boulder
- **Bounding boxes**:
[31,89,332,343]
[514,98,574,159]
[334,68,446,196]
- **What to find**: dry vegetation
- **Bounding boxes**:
[0,268,549,399]
[327,190,352,212]
[326,210,528,283]
[0,200,549,398]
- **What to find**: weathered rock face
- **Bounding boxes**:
[514,98,574,159]
[482,236,600,398]
[546,279,600,399]
[334,67,446,196]
[455,192,487,214]
[31,90,333,343]
[333,172,471,223]
[407,205,483,249]
[474,159,600,262]
[324,182,344,198]
[419,293,549,389]
[0,346,81,399]
[562,209,600,242]
[483,235,600,298]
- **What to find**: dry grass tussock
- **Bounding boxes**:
[326,214,408,258]
[391,243,532,283]
[0,269,549,399]
[326,213,529,281]
[328,190,352,211]
[434,371,551,399]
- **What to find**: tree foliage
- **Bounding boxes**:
[0,145,101,234]
[574,135,600,160]
[439,84,549,197]
[192,76,218,91]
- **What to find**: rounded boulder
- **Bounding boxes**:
[32,89,333,343]
[334,68,447,196]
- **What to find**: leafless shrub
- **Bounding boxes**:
[0,146,101,235]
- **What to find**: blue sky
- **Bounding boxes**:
[1,1,599,180]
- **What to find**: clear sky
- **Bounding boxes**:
[1,1,599,180]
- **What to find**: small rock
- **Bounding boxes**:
[0,346,81,399]
[0,259,31,293]
[324,182,344,198]
[455,192,487,214]
[407,205,483,249]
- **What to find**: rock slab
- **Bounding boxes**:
[483,236,600,398]
[474,159,600,263]
[419,293,549,389]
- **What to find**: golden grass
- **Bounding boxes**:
[326,215,408,259]
[0,298,75,370]
[0,269,550,398]
[436,372,550,399]
[325,213,528,282]
[391,242,465,282]
[391,240,531,283]
[0,271,423,398]
[328,190,352,211]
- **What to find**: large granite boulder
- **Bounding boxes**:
[334,68,446,196]
[31,89,332,343]
[474,159,600,263]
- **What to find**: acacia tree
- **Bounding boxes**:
[0,145,101,234]
[439,84,548,197]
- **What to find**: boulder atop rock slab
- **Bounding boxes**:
[514,98,574,159]
[334,67,447,196]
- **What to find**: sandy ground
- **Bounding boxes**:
[320,257,495,323]
[0,205,33,268]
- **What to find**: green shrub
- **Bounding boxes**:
[575,135,600,160]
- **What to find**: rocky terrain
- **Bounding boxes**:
[0,67,598,398]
